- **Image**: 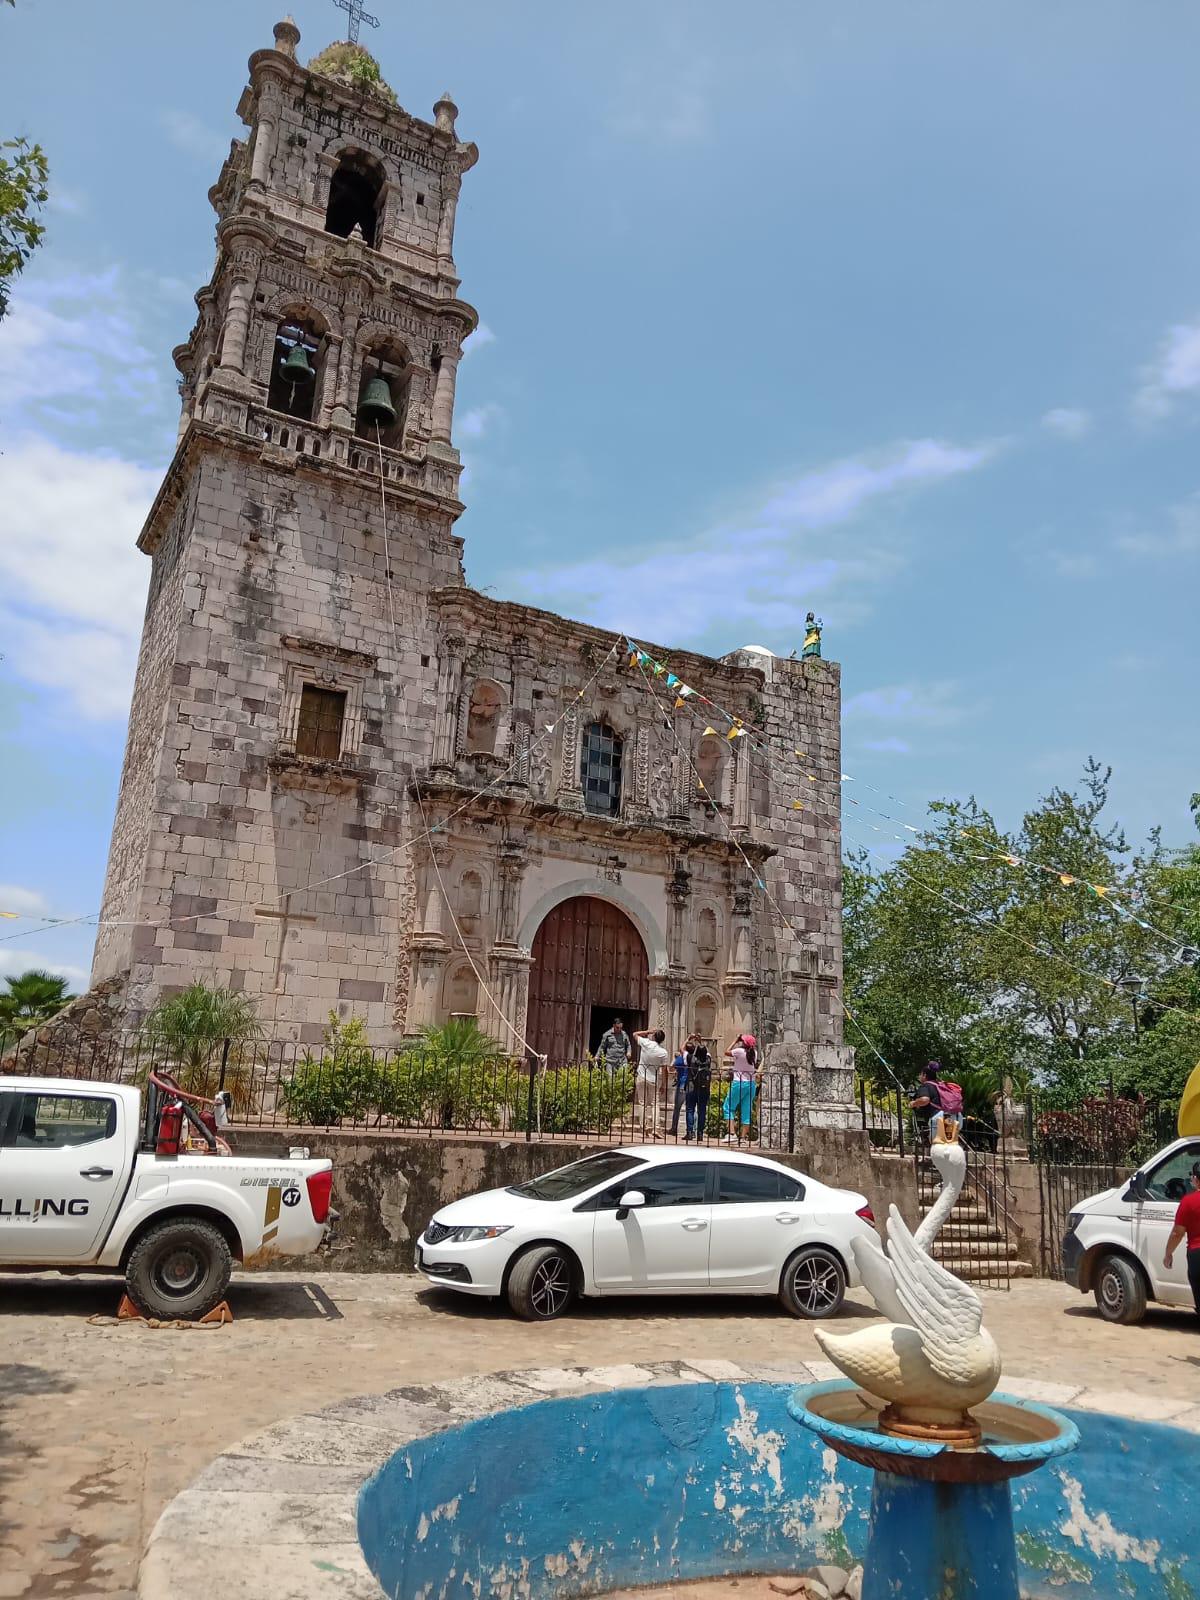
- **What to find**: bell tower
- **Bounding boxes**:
[92,19,480,1041]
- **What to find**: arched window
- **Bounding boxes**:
[355,339,409,449]
[457,870,483,921]
[325,151,385,247]
[696,736,725,803]
[581,721,623,816]
[266,319,322,420]
[465,680,504,755]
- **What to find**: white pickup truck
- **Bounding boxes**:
[0,1073,334,1319]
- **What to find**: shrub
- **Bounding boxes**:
[279,1014,390,1126]
[1035,1094,1154,1164]
[510,1064,634,1136]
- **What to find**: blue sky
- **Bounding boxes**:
[1,0,1198,990]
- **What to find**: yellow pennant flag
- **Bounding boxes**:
[794,750,806,758]
[674,697,685,709]
[807,773,817,782]
[727,725,746,740]
[1094,884,1109,897]
[702,726,718,737]
[792,800,804,811]
[0,911,18,919]
[1059,874,1075,886]
[697,780,706,792]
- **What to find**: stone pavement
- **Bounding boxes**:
[0,1272,1196,1597]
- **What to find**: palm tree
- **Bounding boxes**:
[140,983,263,1101]
[0,969,74,1040]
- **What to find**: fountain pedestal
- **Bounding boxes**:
[789,1381,1079,1600]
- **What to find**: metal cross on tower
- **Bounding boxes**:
[334,0,379,44]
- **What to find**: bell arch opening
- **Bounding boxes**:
[526,895,649,1066]
[267,318,323,420]
[325,150,385,247]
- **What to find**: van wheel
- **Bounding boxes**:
[506,1246,575,1321]
[780,1246,846,1319]
[1094,1254,1147,1325]
[125,1217,232,1321]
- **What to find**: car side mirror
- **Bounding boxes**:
[1125,1172,1148,1202]
[615,1189,646,1221]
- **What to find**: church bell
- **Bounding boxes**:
[358,374,397,428]
[279,342,314,384]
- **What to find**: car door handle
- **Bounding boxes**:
[79,1167,114,1179]
[681,1218,708,1231]
[775,1213,801,1224]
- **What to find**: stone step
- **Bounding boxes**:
[933,1238,1017,1259]
[937,1221,1012,1242]
[934,1255,1034,1280]
[920,1204,992,1224]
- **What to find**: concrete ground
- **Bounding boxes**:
[1,1272,1197,1599]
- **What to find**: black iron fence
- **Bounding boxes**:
[2,1030,808,1149]
[1029,1085,1178,1279]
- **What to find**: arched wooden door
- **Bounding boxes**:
[526,896,649,1065]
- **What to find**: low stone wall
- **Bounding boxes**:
[235,1126,921,1272]
[0,973,128,1071]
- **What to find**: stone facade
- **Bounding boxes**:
[87,20,853,1111]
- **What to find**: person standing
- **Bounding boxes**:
[722,1033,759,1143]
[1163,1161,1200,1318]
[596,1017,632,1079]
[910,1062,944,1145]
[668,1039,692,1139]
[632,1026,670,1134]
[685,1035,713,1142]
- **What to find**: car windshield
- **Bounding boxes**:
[507,1151,645,1202]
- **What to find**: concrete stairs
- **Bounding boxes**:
[916,1162,1033,1284]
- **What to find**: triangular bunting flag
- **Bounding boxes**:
[702,726,718,737]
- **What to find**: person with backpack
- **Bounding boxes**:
[683,1034,713,1142]
[667,1040,690,1139]
[910,1062,963,1143]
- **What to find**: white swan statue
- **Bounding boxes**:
[814,1132,1002,1444]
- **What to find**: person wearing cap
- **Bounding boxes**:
[1163,1162,1200,1318]
[721,1033,759,1144]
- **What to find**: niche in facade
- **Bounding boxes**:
[693,994,718,1044]
[266,319,322,420]
[457,870,484,922]
[442,962,479,1019]
[697,907,719,966]
[465,680,504,755]
[325,151,385,248]
[696,737,726,803]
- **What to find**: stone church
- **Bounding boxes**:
[88,20,854,1113]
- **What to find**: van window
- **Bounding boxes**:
[1142,1143,1200,1202]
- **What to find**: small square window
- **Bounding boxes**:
[296,684,347,761]
[421,654,431,667]
[416,192,425,206]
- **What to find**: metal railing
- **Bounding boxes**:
[2,1031,805,1150]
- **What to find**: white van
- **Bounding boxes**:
[1062,1134,1200,1323]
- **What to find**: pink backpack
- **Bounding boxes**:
[939,1081,964,1114]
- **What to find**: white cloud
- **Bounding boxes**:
[1112,493,1200,559]
[159,108,230,167]
[1135,315,1200,418]
[0,949,90,990]
[0,435,156,719]
[0,266,165,435]
[505,437,996,644]
[457,402,503,440]
[844,682,965,725]
[861,736,911,754]
[463,322,496,356]
[1041,407,1091,440]
[0,886,50,918]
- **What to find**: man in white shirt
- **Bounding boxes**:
[631,1026,670,1135]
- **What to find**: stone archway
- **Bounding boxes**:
[526,896,649,1066]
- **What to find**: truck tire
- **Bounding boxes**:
[779,1245,847,1319]
[506,1245,575,1321]
[125,1217,232,1321]
[1093,1253,1147,1325]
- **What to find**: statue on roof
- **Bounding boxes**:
[802,612,822,659]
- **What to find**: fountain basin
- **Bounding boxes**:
[789,1379,1080,1484]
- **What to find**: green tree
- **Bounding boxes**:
[0,968,74,1038]
[844,762,1196,1109]
[140,982,263,1099]
[0,5,49,319]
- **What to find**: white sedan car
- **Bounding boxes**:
[416,1145,875,1321]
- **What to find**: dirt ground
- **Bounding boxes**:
[1,1272,1197,1598]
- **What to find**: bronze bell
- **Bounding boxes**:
[279,342,314,384]
[358,374,397,428]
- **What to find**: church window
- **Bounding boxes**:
[295,685,346,761]
[581,721,623,817]
[324,151,385,247]
[267,320,322,421]
[356,340,409,449]
[465,680,504,755]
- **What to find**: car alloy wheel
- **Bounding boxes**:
[529,1254,572,1318]
[791,1253,841,1315]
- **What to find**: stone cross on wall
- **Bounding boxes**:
[334,0,379,44]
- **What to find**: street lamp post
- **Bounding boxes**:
[1116,975,1143,1042]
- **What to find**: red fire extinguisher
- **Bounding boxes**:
[156,1101,184,1156]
